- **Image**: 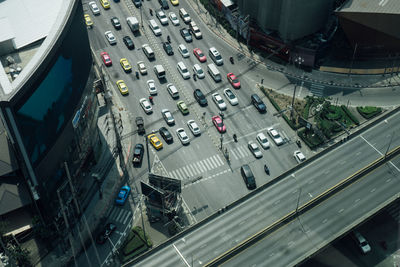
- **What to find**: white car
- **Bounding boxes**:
[169,12,180,26]
[256,133,270,149]
[223,88,238,106]
[212,92,227,110]
[146,80,157,95]
[89,1,100,15]
[178,44,190,58]
[161,109,175,125]
[177,61,190,79]
[267,127,284,146]
[156,10,169,25]
[190,23,202,39]
[352,231,371,254]
[248,141,263,159]
[137,61,147,75]
[187,120,201,136]
[193,64,205,79]
[105,31,116,45]
[176,128,190,145]
[139,98,153,114]
[294,150,306,163]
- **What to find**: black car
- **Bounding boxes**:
[123,36,135,50]
[132,144,144,165]
[163,42,174,55]
[180,28,192,43]
[158,0,169,9]
[133,0,142,8]
[111,17,121,30]
[96,223,116,244]
[193,89,207,106]
[241,164,256,190]
[159,127,173,143]
[251,94,266,113]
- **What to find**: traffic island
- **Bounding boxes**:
[119,226,152,263]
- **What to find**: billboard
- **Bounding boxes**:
[149,173,182,193]
[140,181,164,206]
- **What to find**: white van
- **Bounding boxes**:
[209,47,223,66]
[142,44,155,59]
[126,16,139,32]
[148,19,162,36]
[179,8,191,24]
[177,61,190,79]
[154,65,166,79]
[193,64,205,79]
[167,83,179,99]
[207,63,221,82]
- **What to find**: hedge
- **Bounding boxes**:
[357,106,382,119]
[298,128,324,149]
[341,105,359,125]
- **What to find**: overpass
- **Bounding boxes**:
[126,109,400,267]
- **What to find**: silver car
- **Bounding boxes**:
[223,88,238,106]
[212,93,227,110]
[178,44,190,58]
[139,98,152,114]
[89,1,100,15]
[248,141,263,158]
[169,12,180,26]
[267,127,284,146]
[187,120,201,136]
[161,109,175,125]
[146,80,157,95]
[256,133,270,149]
[105,31,116,45]
[176,128,190,145]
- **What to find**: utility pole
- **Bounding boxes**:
[219,111,224,150]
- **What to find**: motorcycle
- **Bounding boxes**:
[135,71,139,79]
[296,139,302,148]
[264,164,270,175]
[167,35,171,43]
[229,56,234,64]
[149,8,153,16]
[193,73,197,81]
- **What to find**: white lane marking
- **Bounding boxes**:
[173,244,190,267]
[187,164,195,177]
[237,146,246,158]
[190,163,200,176]
[232,150,239,160]
[360,136,383,156]
[181,197,197,224]
[371,188,376,193]
[199,161,207,172]
[196,162,205,173]
[202,158,212,170]
[356,151,361,156]
[115,209,125,223]
[109,208,118,219]
[176,169,185,179]
[182,166,192,178]
[212,155,221,167]
[338,208,344,213]
[206,158,216,169]
[216,154,225,166]
[308,193,313,198]
[122,211,132,225]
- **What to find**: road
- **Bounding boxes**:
[131,108,400,266]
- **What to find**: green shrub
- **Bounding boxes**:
[133,226,153,248]
[302,98,312,119]
[298,128,323,149]
[341,105,359,125]
[357,106,382,119]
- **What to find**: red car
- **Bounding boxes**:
[193,48,207,63]
[212,115,226,133]
[227,73,241,89]
[101,52,112,66]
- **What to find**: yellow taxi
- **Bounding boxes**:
[148,134,163,150]
[84,14,93,27]
[170,0,179,6]
[120,58,132,73]
[100,0,110,9]
[116,80,128,95]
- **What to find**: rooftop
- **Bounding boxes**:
[338,0,400,14]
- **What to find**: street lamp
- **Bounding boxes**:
[219,111,224,150]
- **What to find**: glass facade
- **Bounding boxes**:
[14,4,92,166]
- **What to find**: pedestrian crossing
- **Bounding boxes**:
[168,154,225,180]
[230,145,251,160]
[109,207,132,225]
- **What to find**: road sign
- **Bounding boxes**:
[149,173,182,193]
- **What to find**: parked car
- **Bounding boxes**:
[159,127,173,143]
[115,185,131,205]
[89,1,100,15]
[96,223,116,244]
[148,134,163,150]
[84,14,94,26]
[294,150,306,163]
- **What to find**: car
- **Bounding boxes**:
[169,12,180,26]
[156,10,169,25]
[212,115,226,133]
[352,231,371,254]
[227,73,241,89]
[132,144,144,165]
[294,150,306,163]
[89,1,100,15]
[123,36,135,50]
[161,109,175,125]
[146,80,157,95]
[159,127,173,143]
[116,185,131,205]
[84,14,93,26]
[100,0,110,9]
[159,0,169,9]
[193,89,207,106]
[140,98,153,114]
[167,83,179,99]
[177,61,190,79]
[148,134,163,150]
[187,120,201,136]
[120,58,132,72]
[223,88,238,106]
[176,128,190,145]
[248,141,263,158]
[256,133,270,149]
[137,61,147,75]
[180,28,192,42]
[251,94,266,113]
[212,92,227,110]
[163,42,174,55]
[189,22,202,39]
[116,80,128,95]
[101,52,112,66]
[111,17,121,30]
[267,127,284,146]
[193,64,205,79]
[133,0,142,8]
[241,165,256,190]
[177,100,189,115]
[105,31,116,45]
[170,0,179,5]
[136,117,145,135]
[193,48,206,62]
[96,223,116,244]
[178,44,190,58]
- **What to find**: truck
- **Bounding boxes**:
[136,116,145,135]
[127,16,139,32]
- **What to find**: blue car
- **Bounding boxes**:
[116,185,131,205]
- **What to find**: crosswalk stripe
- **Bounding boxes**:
[109,208,118,219]
[215,154,224,166]
[209,158,217,169]
[189,164,199,176]
[196,162,205,173]
[199,161,208,172]
[212,155,221,167]
[176,169,185,179]
[232,149,239,160]
[170,170,177,179]
[115,209,125,222]
[181,166,190,178]
[122,211,132,225]
[186,165,194,177]
[238,146,247,157]
[202,158,212,170]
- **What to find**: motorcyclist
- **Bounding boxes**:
[233,133,237,142]
[135,71,139,79]
[149,8,153,16]
[229,56,234,64]
[167,35,171,43]
[149,96,154,104]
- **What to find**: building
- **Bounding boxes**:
[0,0,100,233]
